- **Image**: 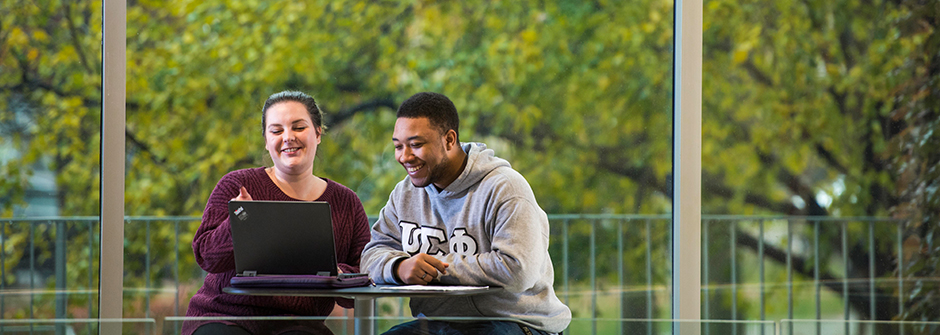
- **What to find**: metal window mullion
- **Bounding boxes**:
[101,0,127,328]
[671,0,703,330]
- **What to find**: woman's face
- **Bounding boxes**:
[264,101,321,175]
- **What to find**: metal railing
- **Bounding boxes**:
[0,215,920,335]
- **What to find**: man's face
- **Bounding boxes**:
[393,117,452,188]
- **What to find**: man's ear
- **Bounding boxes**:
[444,129,458,151]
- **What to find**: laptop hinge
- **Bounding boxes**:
[241,271,257,277]
[317,271,331,276]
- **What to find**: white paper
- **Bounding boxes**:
[379,285,489,292]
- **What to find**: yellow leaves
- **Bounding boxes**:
[54,45,78,64]
[521,29,538,44]
[732,49,749,65]
[352,1,367,13]
[32,30,49,43]
[9,27,29,47]
[26,49,39,61]
[182,32,194,44]
[649,9,661,24]
[732,26,762,66]
[597,75,610,91]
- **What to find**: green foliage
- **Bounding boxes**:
[2,0,938,327]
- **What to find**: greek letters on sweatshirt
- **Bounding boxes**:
[361,143,571,333]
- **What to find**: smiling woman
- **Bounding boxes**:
[182,91,372,335]
[261,93,326,201]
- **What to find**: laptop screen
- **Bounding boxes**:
[228,201,338,277]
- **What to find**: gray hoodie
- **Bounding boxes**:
[361,142,571,333]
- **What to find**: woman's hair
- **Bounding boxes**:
[261,91,323,136]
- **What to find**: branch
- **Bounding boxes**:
[742,59,774,87]
[325,98,397,127]
[736,230,894,319]
[814,143,849,175]
[125,128,168,166]
[757,150,830,215]
[703,172,802,213]
[63,2,93,73]
[595,144,803,214]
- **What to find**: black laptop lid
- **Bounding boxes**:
[228,201,338,277]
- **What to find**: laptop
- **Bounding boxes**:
[227,200,371,288]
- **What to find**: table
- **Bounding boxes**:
[223,285,501,335]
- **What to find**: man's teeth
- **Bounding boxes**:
[407,165,422,173]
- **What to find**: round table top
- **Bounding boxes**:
[223,285,502,299]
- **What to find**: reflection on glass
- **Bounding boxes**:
[1,0,103,321]
[703,0,938,327]
[0,318,155,335]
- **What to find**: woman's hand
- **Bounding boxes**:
[231,186,253,201]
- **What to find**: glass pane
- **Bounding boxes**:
[127,0,674,332]
[0,318,156,335]
[704,0,935,326]
[1,0,102,320]
[781,319,940,335]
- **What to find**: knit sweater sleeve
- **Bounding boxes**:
[192,170,255,273]
[329,182,371,275]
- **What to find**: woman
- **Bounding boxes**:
[182,91,371,335]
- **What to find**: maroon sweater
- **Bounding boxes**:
[182,168,371,335]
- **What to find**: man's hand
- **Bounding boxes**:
[396,254,449,285]
[231,186,252,201]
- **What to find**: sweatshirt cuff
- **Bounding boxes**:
[384,257,407,285]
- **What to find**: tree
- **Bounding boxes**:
[2,0,935,328]
[892,0,940,326]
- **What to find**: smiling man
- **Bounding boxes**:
[361,92,571,335]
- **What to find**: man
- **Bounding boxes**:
[361,92,571,335]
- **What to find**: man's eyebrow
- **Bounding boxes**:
[391,135,423,142]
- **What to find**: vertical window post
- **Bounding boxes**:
[672,0,703,332]
[101,0,126,330]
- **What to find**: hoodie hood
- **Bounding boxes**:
[426,142,510,198]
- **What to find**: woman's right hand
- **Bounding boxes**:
[231,186,253,201]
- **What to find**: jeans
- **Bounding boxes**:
[191,322,329,335]
[382,319,554,335]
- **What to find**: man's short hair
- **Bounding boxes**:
[397,92,459,140]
